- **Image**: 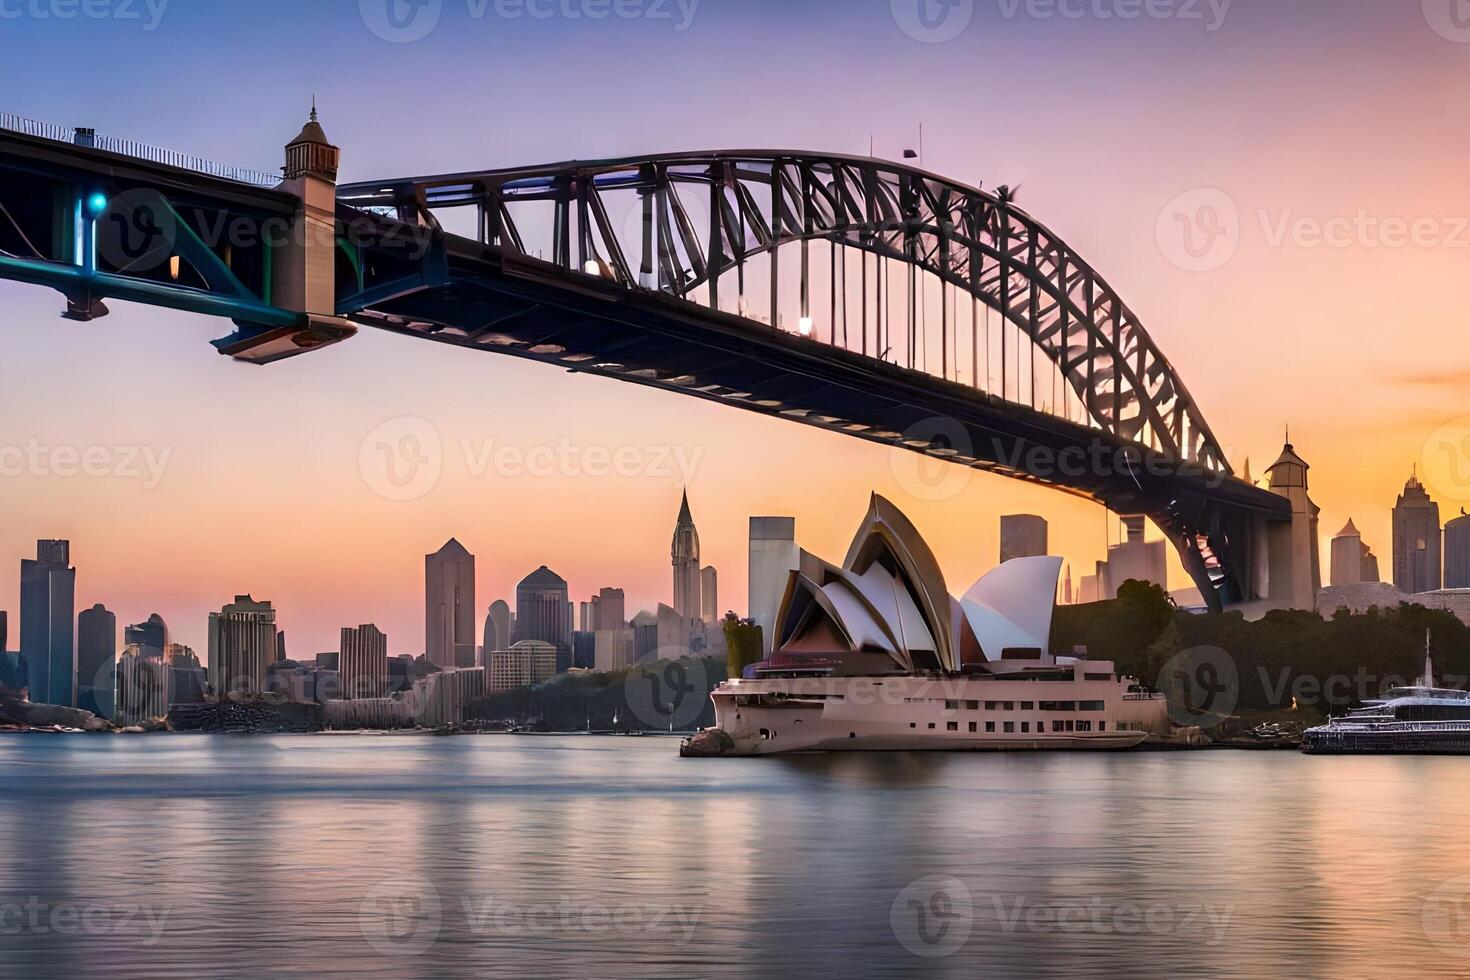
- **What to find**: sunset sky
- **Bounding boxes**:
[2,0,1469,657]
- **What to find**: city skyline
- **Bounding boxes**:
[3,1,1470,653]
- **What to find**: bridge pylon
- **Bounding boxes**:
[1234,441,1321,617]
[211,106,356,364]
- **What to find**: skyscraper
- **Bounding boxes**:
[116,647,169,726]
[76,603,116,719]
[699,567,719,623]
[672,491,702,623]
[21,539,76,707]
[595,587,626,630]
[1393,470,1442,595]
[340,624,388,699]
[1000,515,1049,564]
[749,516,799,656]
[1446,511,1470,590]
[486,600,512,654]
[207,595,277,695]
[426,539,476,669]
[515,566,570,655]
[124,613,168,660]
[1100,516,1168,599]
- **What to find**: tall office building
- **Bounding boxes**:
[426,539,476,669]
[631,610,659,662]
[21,539,76,707]
[340,624,388,699]
[672,491,702,623]
[515,566,570,656]
[124,613,168,659]
[207,595,277,695]
[1446,511,1470,590]
[699,567,719,623]
[1099,516,1168,599]
[1330,519,1380,586]
[485,600,512,655]
[168,644,206,705]
[486,640,559,693]
[595,587,626,630]
[116,647,169,726]
[76,603,116,719]
[1000,515,1049,564]
[749,517,799,656]
[593,629,636,673]
[1393,470,1442,595]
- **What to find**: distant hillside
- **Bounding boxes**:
[469,656,727,732]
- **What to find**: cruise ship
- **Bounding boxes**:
[1303,642,1470,754]
[683,495,1169,757]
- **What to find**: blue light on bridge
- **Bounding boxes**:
[85,191,108,217]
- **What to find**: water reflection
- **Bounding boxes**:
[3,737,1470,978]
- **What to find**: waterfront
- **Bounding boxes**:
[3,737,1470,979]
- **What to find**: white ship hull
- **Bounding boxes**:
[701,674,1168,756]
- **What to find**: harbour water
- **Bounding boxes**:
[3,735,1470,979]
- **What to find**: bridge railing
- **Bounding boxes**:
[0,112,282,189]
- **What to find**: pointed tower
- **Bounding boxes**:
[1330,518,1366,587]
[671,491,703,625]
[1263,440,1321,610]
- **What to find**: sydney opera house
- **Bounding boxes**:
[694,495,1169,755]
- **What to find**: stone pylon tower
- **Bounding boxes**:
[672,490,702,624]
[1263,441,1321,610]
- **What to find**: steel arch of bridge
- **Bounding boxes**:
[342,151,1232,477]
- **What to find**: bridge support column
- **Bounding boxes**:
[213,106,355,364]
[1237,442,1321,616]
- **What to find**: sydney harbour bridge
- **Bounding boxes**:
[0,110,1303,613]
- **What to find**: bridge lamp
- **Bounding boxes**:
[798,316,814,337]
[85,191,109,217]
